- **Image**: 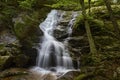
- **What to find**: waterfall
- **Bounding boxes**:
[37,10,74,72]
[67,12,78,36]
[31,10,78,78]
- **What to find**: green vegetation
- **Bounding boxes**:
[73,0,120,80]
[18,0,36,10]
[49,0,81,10]
[0,0,120,80]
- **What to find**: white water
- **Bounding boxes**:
[31,10,78,78]
[67,12,78,36]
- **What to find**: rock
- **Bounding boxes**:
[54,27,68,39]
[75,74,87,80]
[21,47,37,67]
[12,11,49,67]
[0,31,16,44]
[0,30,21,56]
[73,59,80,69]
[0,68,28,78]
[54,11,79,39]
[90,5,120,19]
[75,73,95,80]
[0,30,28,70]
[68,36,89,59]
[1,56,14,70]
[1,54,28,70]
[116,67,120,75]
[0,56,10,70]
[59,20,70,26]
[68,36,89,48]
[80,46,90,54]
[57,71,80,80]
[13,13,42,42]
[0,68,57,80]
[13,54,29,67]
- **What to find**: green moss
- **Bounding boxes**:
[81,54,101,66]
[47,0,81,10]
[18,0,36,10]
[14,11,39,40]
[74,15,104,35]
[89,5,120,19]
[14,22,26,39]
[75,74,86,80]
[74,14,84,28]
[0,56,10,70]
[92,0,104,6]
[0,44,5,50]
[0,68,28,78]
[13,54,28,67]
[75,72,96,80]
[90,19,104,27]
[13,7,50,48]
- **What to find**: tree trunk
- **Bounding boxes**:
[80,0,97,55]
[104,0,120,38]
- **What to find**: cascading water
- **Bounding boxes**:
[67,12,78,36]
[31,10,78,79]
[37,10,73,72]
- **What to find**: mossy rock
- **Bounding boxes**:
[75,73,90,80]
[49,0,81,10]
[0,68,28,78]
[13,54,29,67]
[0,40,29,70]
[13,7,50,47]
[0,56,10,70]
[1,54,29,70]
[0,42,21,56]
[89,5,120,19]
[75,72,96,80]
[13,12,41,47]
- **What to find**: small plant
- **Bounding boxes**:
[18,0,36,10]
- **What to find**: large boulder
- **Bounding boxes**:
[0,68,28,79]
[54,11,79,40]
[12,8,51,67]
[0,55,28,70]
[0,56,10,70]
[0,30,29,70]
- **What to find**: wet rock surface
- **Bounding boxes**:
[57,71,80,80]
[54,11,79,39]
[0,68,28,78]
[0,68,80,80]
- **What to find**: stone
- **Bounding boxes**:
[0,68,28,78]
[13,54,29,67]
[57,71,80,80]
[0,56,10,70]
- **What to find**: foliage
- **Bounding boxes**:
[18,0,36,10]
[14,12,40,41]
[1,5,17,29]
[74,2,120,80]
[48,0,81,10]
[90,5,120,19]
[93,0,105,6]
[75,74,86,80]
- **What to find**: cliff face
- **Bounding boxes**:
[0,1,47,71]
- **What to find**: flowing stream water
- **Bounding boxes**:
[31,10,78,79]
